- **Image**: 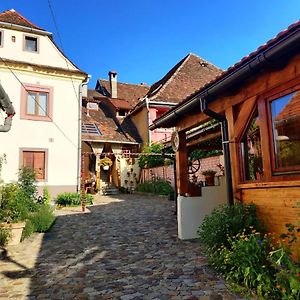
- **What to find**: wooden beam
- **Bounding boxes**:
[234,95,257,140]
[225,106,239,201]
[176,131,188,195]
[257,96,272,181]
[186,131,221,147]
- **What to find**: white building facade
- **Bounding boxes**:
[0,9,87,197]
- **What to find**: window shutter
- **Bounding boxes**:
[34,151,45,179]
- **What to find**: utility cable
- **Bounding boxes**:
[0,57,77,148]
[47,0,81,103]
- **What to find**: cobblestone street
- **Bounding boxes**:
[0,194,241,300]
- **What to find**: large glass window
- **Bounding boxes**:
[240,108,264,181]
[270,90,300,170]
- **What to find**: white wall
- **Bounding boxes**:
[1,28,78,70]
[0,71,82,189]
[177,176,228,240]
[0,25,85,195]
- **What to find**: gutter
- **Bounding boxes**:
[82,139,139,145]
[0,21,52,36]
[150,26,300,130]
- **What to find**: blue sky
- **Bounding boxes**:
[0,1,299,88]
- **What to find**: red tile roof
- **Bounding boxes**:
[82,107,137,143]
[86,90,133,110]
[83,90,141,143]
[146,53,222,103]
[0,9,45,31]
[98,80,149,107]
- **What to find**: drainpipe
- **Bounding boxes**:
[0,83,15,132]
[145,97,151,144]
[200,98,234,206]
[77,75,91,192]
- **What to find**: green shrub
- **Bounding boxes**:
[43,186,51,205]
[136,179,173,196]
[55,192,93,206]
[199,203,300,300]
[28,205,55,232]
[198,203,263,254]
[21,219,35,240]
[0,226,11,246]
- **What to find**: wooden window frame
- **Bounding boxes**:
[236,103,265,183]
[19,148,48,181]
[265,82,300,176]
[20,83,53,121]
[23,34,39,53]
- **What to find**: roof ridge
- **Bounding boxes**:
[0,8,43,30]
[99,79,149,87]
[150,53,192,99]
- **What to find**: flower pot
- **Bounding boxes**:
[0,222,26,246]
[204,175,215,186]
[103,165,109,171]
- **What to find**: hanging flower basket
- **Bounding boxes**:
[99,157,113,170]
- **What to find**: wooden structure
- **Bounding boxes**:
[150,21,300,254]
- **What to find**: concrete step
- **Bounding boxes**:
[102,186,119,195]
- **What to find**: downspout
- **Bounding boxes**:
[200,98,234,206]
[77,75,91,192]
[0,83,15,132]
[145,97,151,144]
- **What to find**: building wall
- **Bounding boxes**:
[0,26,85,198]
[130,106,149,145]
[0,28,77,70]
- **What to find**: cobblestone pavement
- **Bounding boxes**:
[1,194,242,300]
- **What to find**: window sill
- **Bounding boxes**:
[20,115,52,122]
[238,180,300,189]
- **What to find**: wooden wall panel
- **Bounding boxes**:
[242,187,300,260]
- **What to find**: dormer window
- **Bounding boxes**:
[118,109,127,117]
[24,35,38,52]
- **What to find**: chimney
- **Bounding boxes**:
[109,71,117,98]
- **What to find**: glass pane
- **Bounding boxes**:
[27,93,36,115]
[271,91,300,169]
[25,37,37,51]
[240,109,263,181]
[38,93,48,116]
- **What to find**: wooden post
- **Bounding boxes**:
[81,153,85,212]
[176,131,188,196]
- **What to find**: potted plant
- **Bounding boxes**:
[201,169,217,186]
[99,157,113,170]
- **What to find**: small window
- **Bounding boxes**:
[240,108,264,181]
[20,84,53,121]
[118,109,127,117]
[270,90,300,171]
[24,36,38,52]
[21,150,46,180]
